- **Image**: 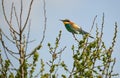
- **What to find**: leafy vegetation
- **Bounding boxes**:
[0,0,118,78]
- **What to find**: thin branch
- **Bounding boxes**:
[25,20,31,54]
[106,22,118,77]
[26,0,47,58]
[111,22,117,48]
[96,13,104,52]
[100,13,104,39]
[72,33,79,43]
[68,66,75,78]
[53,31,62,54]
[2,0,19,35]
[10,29,20,50]
[90,15,97,33]
[14,6,20,29]
[1,42,19,55]
[109,58,116,77]
[0,31,19,55]
[1,30,15,44]
[10,2,14,24]
[0,32,14,67]
[20,0,23,31]
[39,0,47,45]
[6,48,19,60]
[57,46,66,54]
[22,0,34,32]
[2,0,11,26]
[27,40,36,43]
[54,46,66,74]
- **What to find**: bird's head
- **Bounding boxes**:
[60,19,71,24]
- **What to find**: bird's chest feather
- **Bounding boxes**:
[64,24,79,34]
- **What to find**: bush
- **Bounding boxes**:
[0,0,118,78]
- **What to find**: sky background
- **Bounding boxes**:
[0,0,120,77]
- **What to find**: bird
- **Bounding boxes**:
[60,19,94,38]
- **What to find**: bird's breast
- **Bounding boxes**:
[71,23,81,31]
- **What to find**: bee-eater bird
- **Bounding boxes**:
[60,19,94,38]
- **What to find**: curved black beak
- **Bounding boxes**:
[59,19,64,22]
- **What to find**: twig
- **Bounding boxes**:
[25,20,31,54]
[54,47,66,74]
[1,30,15,44]
[22,0,34,32]
[39,0,47,45]
[20,0,23,31]
[90,15,97,33]
[109,58,116,77]
[105,22,118,77]
[10,2,14,24]
[14,6,20,29]
[0,32,19,56]
[111,22,117,48]
[72,33,79,43]
[26,0,47,58]
[100,13,104,41]
[68,66,75,78]
[10,28,20,50]
[2,0,19,35]
[0,33,14,67]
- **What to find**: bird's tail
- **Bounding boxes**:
[80,30,94,39]
[89,35,94,39]
[81,30,89,34]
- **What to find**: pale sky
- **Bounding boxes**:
[0,0,120,77]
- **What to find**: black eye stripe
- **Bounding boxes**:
[64,19,70,22]
[66,20,70,22]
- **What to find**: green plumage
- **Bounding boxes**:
[64,24,78,34]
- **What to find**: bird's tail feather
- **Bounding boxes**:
[89,35,94,39]
[81,30,89,35]
[81,30,94,39]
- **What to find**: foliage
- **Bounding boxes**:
[0,0,118,78]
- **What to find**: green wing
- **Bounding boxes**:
[64,24,79,34]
